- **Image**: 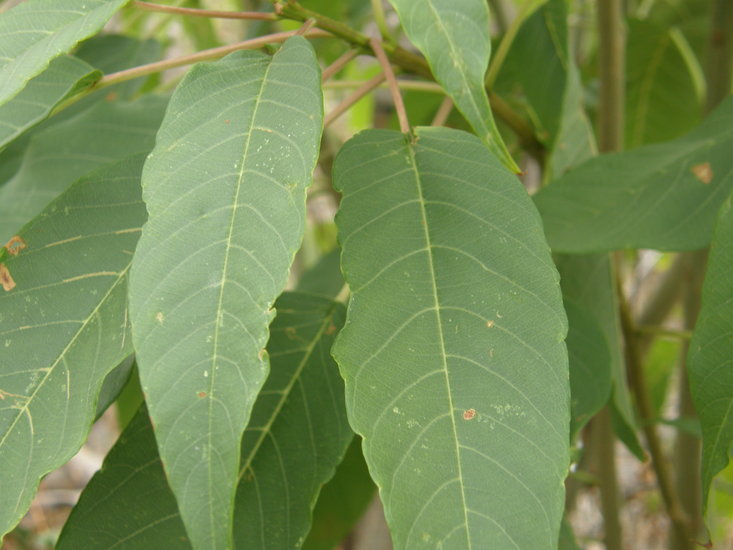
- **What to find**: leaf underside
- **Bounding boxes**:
[129,37,323,550]
[0,155,148,538]
[58,292,350,550]
[333,127,569,549]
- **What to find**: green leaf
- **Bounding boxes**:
[0,0,129,106]
[333,127,570,548]
[129,38,323,550]
[625,19,703,148]
[688,192,733,509]
[0,154,148,539]
[534,96,733,253]
[496,0,568,142]
[556,254,644,459]
[0,55,99,151]
[58,292,350,550]
[564,300,612,439]
[387,0,518,172]
[0,95,167,242]
[56,406,191,550]
[493,0,595,179]
[303,437,376,550]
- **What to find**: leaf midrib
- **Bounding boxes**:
[204,55,275,548]
[405,141,472,549]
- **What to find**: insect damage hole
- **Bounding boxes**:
[4,236,26,256]
[0,264,15,291]
[691,162,713,184]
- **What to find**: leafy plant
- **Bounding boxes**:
[0,0,731,549]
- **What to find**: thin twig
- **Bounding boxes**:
[322,49,360,81]
[597,0,625,152]
[275,1,545,157]
[370,38,409,133]
[134,0,277,20]
[53,29,330,115]
[635,326,693,340]
[324,80,442,93]
[370,0,395,44]
[431,96,453,127]
[296,18,317,35]
[323,73,386,127]
[618,276,692,545]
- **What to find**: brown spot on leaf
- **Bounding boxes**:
[224,119,230,125]
[0,264,15,291]
[4,236,26,256]
[198,391,207,398]
[155,312,164,324]
[325,323,337,335]
[463,408,476,420]
[285,327,297,339]
[105,91,119,102]
[486,320,494,328]
[691,163,713,184]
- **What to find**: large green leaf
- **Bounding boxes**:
[58,292,350,550]
[625,19,702,148]
[0,55,99,151]
[0,0,129,106]
[0,95,167,242]
[387,0,518,172]
[0,154,147,539]
[688,192,733,508]
[129,38,323,550]
[534,96,733,253]
[333,127,570,548]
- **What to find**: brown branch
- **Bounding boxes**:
[324,73,386,127]
[431,96,453,127]
[133,1,277,20]
[322,49,360,81]
[370,38,409,133]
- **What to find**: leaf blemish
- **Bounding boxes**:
[463,408,476,420]
[4,235,27,256]
[197,391,207,398]
[285,327,297,339]
[325,323,337,335]
[155,312,164,324]
[0,264,16,291]
[486,320,494,328]
[691,162,713,184]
